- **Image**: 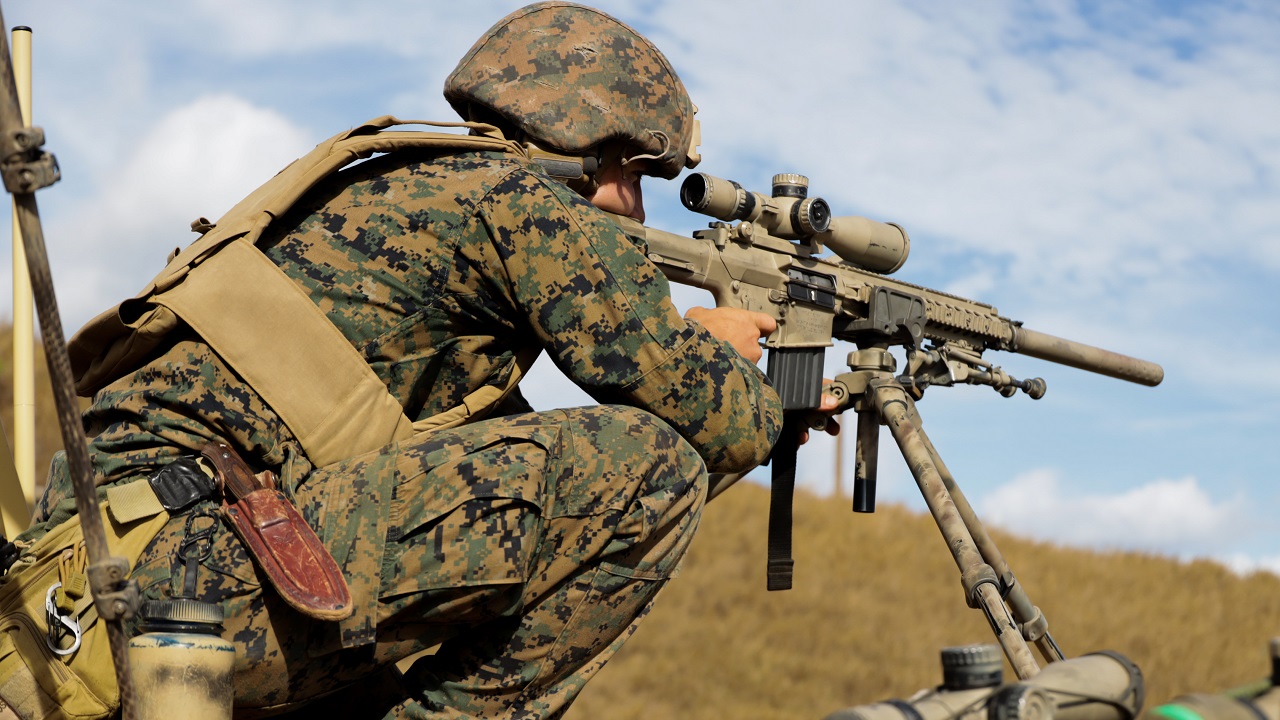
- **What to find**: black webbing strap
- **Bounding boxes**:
[766,418,801,591]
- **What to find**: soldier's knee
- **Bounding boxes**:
[554,405,705,539]
[542,406,708,581]
[597,405,704,493]
[602,406,705,540]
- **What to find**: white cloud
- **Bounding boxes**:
[645,1,1280,391]
[979,470,1252,556]
[111,94,310,234]
[45,94,312,328]
[520,357,595,413]
[0,0,1273,572]
[1216,554,1280,578]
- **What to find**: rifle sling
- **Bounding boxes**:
[766,418,800,592]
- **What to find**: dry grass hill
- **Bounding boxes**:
[1,328,1274,718]
[565,484,1280,719]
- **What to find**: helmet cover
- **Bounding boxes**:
[444,1,700,179]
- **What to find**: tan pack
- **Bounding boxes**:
[68,117,539,468]
[0,496,170,720]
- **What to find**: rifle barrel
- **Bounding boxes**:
[1013,327,1164,387]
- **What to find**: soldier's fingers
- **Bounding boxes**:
[825,417,840,436]
[748,311,777,336]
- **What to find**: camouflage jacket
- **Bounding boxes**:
[48,148,782,512]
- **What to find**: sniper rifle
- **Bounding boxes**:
[608,170,1164,700]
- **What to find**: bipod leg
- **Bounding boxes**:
[917,431,1065,664]
[869,379,1040,680]
[851,409,879,513]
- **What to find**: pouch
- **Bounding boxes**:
[0,502,169,720]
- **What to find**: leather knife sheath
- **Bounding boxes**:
[201,441,353,621]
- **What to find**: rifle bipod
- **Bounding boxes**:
[822,349,1144,720]
[827,347,1064,679]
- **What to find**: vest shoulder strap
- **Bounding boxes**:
[69,117,537,467]
[157,117,524,295]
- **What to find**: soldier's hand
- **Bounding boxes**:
[799,384,842,445]
[685,306,776,363]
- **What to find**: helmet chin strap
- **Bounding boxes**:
[623,114,701,175]
[623,130,670,170]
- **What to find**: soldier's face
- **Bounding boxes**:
[588,159,646,223]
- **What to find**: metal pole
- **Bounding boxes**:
[11,25,35,515]
[0,417,23,538]
[0,10,139,717]
[0,23,31,539]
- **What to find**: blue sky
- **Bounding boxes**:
[3,1,1278,573]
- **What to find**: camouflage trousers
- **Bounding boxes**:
[130,405,706,719]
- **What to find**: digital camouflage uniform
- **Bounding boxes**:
[25,3,783,717]
[31,146,783,718]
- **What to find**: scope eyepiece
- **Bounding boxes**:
[680,172,757,222]
[678,172,714,213]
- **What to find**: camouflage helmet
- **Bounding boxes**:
[444,1,701,180]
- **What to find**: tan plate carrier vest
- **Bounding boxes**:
[68,116,539,469]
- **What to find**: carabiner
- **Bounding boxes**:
[44,582,82,656]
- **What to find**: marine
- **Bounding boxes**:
[14,3,784,718]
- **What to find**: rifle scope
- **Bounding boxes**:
[824,650,1144,720]
[679,172,910,274]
